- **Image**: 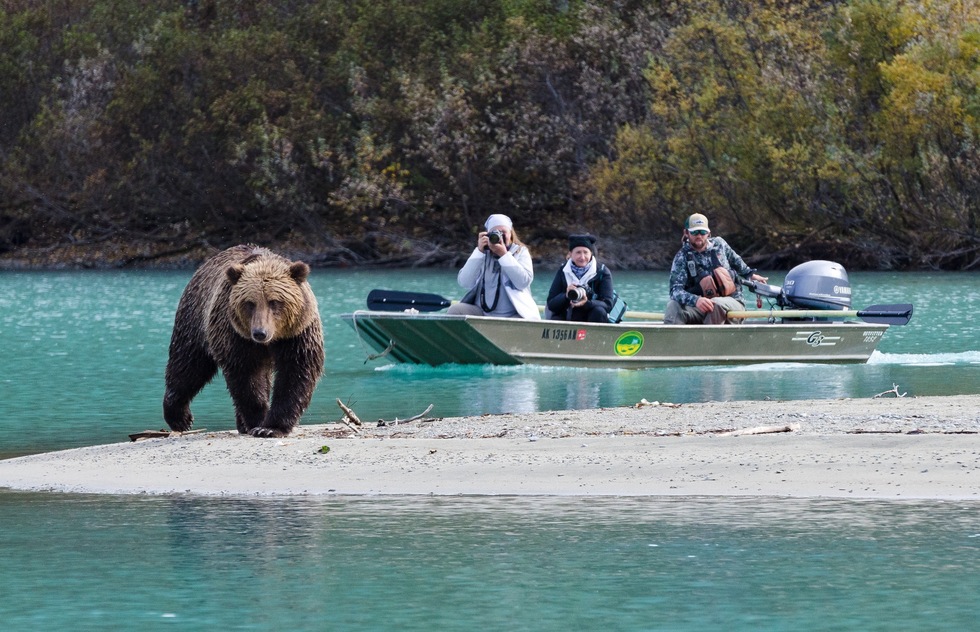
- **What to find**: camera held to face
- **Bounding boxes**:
[566,286,588,302]
[487,229,505,246]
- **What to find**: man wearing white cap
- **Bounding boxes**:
[664,213,767,324]
[447,214,540,319]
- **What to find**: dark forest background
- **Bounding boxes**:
[2,0,979,270]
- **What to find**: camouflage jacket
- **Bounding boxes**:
[667,236,754,307]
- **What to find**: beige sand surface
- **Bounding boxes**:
[1,395,978,499]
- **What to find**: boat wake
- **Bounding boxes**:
[711,362,816,372]
[867,350,980,366]
[372,362,534,375]
[710,350,980,370]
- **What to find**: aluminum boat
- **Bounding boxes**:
[341,311,892,368]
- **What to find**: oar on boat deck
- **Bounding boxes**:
[365,290,913,325]
[609,304,913,325]
[367,289,453,312]
[729,304,914,326]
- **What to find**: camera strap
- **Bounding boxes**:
[479,253,502,313]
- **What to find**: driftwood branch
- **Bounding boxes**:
[635,398,681,409]
[716,423,801,437]
[873,383,907,398]
[336,399,363,433]
[377,404,435,427]
[129,428,208,442]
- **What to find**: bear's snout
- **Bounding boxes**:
[247,304,276,344]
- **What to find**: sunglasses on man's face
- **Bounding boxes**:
[689,230,708,236]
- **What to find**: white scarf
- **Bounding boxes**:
[563,257,598,289]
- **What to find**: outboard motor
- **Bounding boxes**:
[741,260,852,320]
[782,260,851,310]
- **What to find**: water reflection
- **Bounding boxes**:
[460,373,540,415]
[562,370,604,410]
[3,493,980,630]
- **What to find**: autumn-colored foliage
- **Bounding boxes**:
[1,0,978,269]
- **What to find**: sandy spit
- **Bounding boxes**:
[1,395,978,499]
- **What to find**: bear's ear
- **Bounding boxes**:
[289,261,310,283]
[226,264,245,284]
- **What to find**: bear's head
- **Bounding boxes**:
[226,257,317,344]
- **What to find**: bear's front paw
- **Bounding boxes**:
[163,400,194,432]
[167,415,194,433]
[249,427,287,438]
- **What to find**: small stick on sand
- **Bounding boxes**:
[716,423,801,437]
[873,383,907,398]
[377,404,435,427]
[336,399,363,433]
[128,428,208,442]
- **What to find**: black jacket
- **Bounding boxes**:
[546,263,615,320]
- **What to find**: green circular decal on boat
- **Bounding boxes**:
[614,331,644,356]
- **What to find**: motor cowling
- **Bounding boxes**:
[782,260,852,310]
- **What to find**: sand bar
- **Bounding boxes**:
[1,395,978,499]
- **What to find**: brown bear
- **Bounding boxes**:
[163,245,324,438]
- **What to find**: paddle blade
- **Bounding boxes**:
[367,289,453,312]
[857,303,914,326]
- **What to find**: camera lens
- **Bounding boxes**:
[566,287,587,302]
[488,230,502,245]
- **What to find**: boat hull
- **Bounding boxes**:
[341,311,889,368]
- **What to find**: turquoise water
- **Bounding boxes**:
[1,269,978,457]
[1,494,979,631]
[1,268,979,630]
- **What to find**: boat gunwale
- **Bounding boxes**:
[343,310,888,329]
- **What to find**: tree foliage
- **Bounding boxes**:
[588,0,980,269]
[1,0,978,269]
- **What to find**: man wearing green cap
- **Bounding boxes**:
[664,214,768,324]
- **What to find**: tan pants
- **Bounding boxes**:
[663,297,744,324]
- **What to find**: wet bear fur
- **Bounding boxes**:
[163,245,324,438]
